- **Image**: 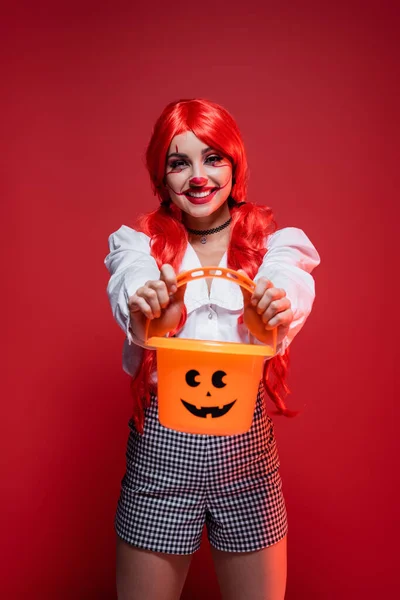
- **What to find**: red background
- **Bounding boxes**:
[2,2,398,598]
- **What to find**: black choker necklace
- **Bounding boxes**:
[185,217,232,244]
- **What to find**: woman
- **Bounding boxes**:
[105,98,320,600]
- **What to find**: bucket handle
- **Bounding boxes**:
[144,266,277,347]
[176,266,256,292]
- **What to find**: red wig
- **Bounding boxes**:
[131,98,294,433]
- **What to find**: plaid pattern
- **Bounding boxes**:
[115,387,288,555]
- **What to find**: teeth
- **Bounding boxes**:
[186,190,215,198]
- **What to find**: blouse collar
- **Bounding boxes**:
[179,243,244,315]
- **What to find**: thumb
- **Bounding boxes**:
[236,269,253,306]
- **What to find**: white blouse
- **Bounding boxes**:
[104,225,321,378]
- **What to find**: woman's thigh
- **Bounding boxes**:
[210,535,287,600]
[116,535,193,600]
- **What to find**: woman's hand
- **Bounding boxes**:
[237,271,294,346]
[128,264,186,341]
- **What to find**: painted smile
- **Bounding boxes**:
[181,399,237,418]
[166,179,231,204]
[184,188,218,205]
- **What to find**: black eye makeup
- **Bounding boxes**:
[168,159,188,170]
[205,154,224,164]
[166,153,227,173]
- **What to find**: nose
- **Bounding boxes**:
[190,177,208,187]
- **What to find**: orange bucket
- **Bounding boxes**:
[145,267,277,436]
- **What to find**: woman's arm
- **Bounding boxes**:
[251,227,321,354]
[104,225,160,345]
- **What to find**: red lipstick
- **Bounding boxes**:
[184,188,219,205]
[175,186,217,197]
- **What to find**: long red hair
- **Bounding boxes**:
[131,98,295,433]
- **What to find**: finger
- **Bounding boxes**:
[147,279,170,309]
[136,286,162,318]
[260,295,291,323]
[251,277,274,306]
[128,295,154,319]
[255,288,287,315]
[266,308,294,329]
[264,297,291,322]
[236,269,253,305]
[160,264,178,294]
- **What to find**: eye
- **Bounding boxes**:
[205,154,224,165]
[186,369,201,387]
[212,370,227,388]
[168,159,187,170]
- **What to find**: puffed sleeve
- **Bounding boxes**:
[104,225,160,346]
[254,227,321,355]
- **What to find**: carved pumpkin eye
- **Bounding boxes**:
[212,370,227,388]
[185,369,201,387]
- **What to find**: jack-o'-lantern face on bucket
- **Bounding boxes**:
[156,350,265,435]
[182,369,236,418]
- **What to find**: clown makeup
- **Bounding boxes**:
[165,131,233,227]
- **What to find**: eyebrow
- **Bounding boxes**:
[167,146,215,159]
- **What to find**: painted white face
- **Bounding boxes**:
[165,131,232,218]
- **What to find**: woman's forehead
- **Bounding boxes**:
[168,131,211,154]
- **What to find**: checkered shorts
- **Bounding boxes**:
[115,386,288,555]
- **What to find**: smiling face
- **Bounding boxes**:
[164,131,233,219]
[182,369,237,418]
